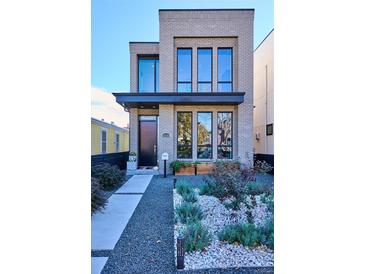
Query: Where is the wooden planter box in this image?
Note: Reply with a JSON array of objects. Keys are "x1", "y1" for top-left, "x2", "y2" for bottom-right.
[
  {"x1": 196, "y1": 162, "x2": 214, "y2": 175},
  {"x1": 175, "y1": 166, "x2": 195, "y2": 176}
]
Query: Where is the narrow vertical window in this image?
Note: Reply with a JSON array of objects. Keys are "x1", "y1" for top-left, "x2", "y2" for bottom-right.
[
  {"x1": 197, "y1": 48, "x2": 212, "y2": 92},
  {"x1": 217, "y1": 112, "x2": 233, "y2": 159},
  {"x1": 101, "y1": 129, "x2": 107, "y2": 154},
  {"x1": 217, "y1": 48, "x2": 233, "y2": 92},
  {"x1": 138, "y1": 56, "x2": 159, "y2": 92},
  {"x1": 115, "y1": 133, "x2": 120, "y2": 152},
  {"x1": 197, "y1": 112, "x2": 212, "y2": 159},
  {"x1": 177, "y1": 112, "x2": 192, "y2": 158},
  {"x1": 177, "y1": 48, "x2": 192, "y2": 92}
]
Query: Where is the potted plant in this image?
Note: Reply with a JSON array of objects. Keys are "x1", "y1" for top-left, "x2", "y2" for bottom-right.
[
  {"x1": 170, "y1": 160, "x2": 195, "y2": 175},
  {"x1": 196, "y1": 161, "x2": 214, "y2": 175},
  {"x1": 129, "y1": 151, "x2": 137, "y2": 162},
  {"x1": 127, "y1": 153, "x2": 137, "y2": 170}
]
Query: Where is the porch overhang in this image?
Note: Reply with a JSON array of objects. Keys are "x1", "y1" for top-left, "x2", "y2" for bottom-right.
[{"x1": 112, "y1": 92, "x2": 245, "y2": 111}]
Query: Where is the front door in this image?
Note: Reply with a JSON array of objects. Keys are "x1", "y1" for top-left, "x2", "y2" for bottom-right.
[{"x1": 139, "y1": 116, "x2": 157, "y2": 167}]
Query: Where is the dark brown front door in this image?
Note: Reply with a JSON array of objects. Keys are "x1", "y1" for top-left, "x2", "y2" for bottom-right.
[{"x1": 139, "y1": 116, "x2": 157, "y2": 167}]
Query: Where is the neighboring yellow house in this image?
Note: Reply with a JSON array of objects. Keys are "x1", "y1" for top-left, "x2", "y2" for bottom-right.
[{"x1": 91, "y1": 118, "x2": 129, "y2": 155}]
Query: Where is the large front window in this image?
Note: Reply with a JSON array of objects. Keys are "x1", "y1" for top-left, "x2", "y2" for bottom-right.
[
  {"x1": 217, "y1": 48, "x2": 232, "y2": 92},
  {"x1": 177, "y1": 112, "x2": 192, "y2": 158},
  {"x1": 197, "y1": 112, "x2": 212, "y2": 159},
  {"x1": 217, "y1": 112, "x2": 233, "y2": 159},
  {"x1": 138, "y1": 57, "x2": 159, "y2": 92},
  {"x1": 197, "y1": 48, "x2": 212, "y2": 92},
  {"x1": 177, "y1": 48, "x2": 192, "y2": 92}
]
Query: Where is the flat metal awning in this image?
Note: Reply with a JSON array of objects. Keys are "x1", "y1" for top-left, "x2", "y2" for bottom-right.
[{"x1": 113, "y1": 92, "x2": 245, "y2": 110}]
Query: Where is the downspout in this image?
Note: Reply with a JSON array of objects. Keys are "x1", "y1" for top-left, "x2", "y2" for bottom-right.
[{"x1": 265, "y1": 65, "x2": 268, "y2": 154}]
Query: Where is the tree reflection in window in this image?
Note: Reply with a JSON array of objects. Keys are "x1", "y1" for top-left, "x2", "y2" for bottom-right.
[
  {"x1": 197, "y1": 112, "x2": 212, "y2": 159},
  {"x1": 177, "y1": 112, "x2": 192, "y2": 158},
  {"x1": 217, "y1": 112, "x2": 233, "y2": 159}
]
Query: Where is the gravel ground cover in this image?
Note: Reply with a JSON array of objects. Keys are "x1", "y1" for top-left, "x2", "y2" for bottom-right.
[
  {"x1": 174, "y1": 176, "x2": 274, "y2": 271},
  {"x1": 101, "y1": 176, "x2": 175, "y2": 274}
]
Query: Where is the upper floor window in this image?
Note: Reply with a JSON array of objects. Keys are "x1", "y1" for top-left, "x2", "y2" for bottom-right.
[
  {"x1": 101, "y1": 129, "x2": 107, "y2": 154},
  {"x1": 177, "y1": 48, "x2": 192, "y2": 92},
  {"x1": 115, "y1": 133, "x2": 120, "y2": 152},
  {"x1": 217, "y1": 48, "x2": 232, "y2": 92},
  {"x1": 197, "y1": 48, "x2": 212, "y2": 92},
  {"x1": 138, "y1": 56, "x2": 159, "y2": 92}
]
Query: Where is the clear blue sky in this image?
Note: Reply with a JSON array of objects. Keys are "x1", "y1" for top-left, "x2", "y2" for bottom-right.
[{"x1": 92, "y1": 0, "x2": 273, "y2": 92}]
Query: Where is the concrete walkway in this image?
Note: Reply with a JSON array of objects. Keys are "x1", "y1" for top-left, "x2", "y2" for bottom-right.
[{"x1": 91, "y1": 175, "x2": 154, "y2": 273}]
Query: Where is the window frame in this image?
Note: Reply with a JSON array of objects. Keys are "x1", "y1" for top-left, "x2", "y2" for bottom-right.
[
  {"x1": 197, "y1": 47, "x2": 213, "y2": 92},
  {"x1": 100, "y1": 128, "x2": 107, "y2": 154},
  {"x1": 217, "y1": 111, "x2": 233, "y2": 159},
  {"x1": 138, "y1": 55, "x2": 159, "y2": 93},
  {"x1": 197, "y1": 111, "x2": 213, "y2": 159},
  {"x1": 176, "y1": 48, "x2": 193, "y2": 92},
  {"x1": 176, "y1": 111, "x2": 193, "y2": 159},
  {"x1": 115, "y1": 132, "x2": 120, "y2": 152},
  {"x1": 266, "y1": 123, "x2": 273, "y2": 136},
  {"x1": 217, "y1": 47, "x2": 233, "y2": 92}
]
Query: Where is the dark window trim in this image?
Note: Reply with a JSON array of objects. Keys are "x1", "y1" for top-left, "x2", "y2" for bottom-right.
[
  {"x1": 177, "y1": 48, "x2": 193, "y2": 92},
  {"x1": 217, "y1": 47, "x2": 233, "y2": 92},
  {"x1": 197, "y1": 111, "x2": 213, "y2": 159},
  {"x1": 266, "y1": 123, "x2": 273, "y2": 136},
  {"x1": 217, "y1": 111, "x2": 233, "y2": 159},
  {"x1": 138, "y1": 55, "x2": 159, "y2": 93},
  {"x1": 177, "y1": 111, "x2": 193, "y2": 159},
  {"x1": 197, "y1": 47, "x2": 213, "y2": 92}
]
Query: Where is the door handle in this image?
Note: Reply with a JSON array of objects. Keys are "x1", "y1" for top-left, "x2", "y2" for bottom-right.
[{"x1": 153, "y1": 145, "x2": 157, "y2": 155}]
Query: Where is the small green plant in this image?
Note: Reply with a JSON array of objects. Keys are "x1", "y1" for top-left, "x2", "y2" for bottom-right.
[
  {"x1": 91, "y1": 177, "x2": 107, "y2": 214},
  {"x1": 170, "y1": 160, "x2": 192, "y2": 172},
  {"x1": 218, "y1": 223, "x2": 261, "y2": 247},
  {"x1": 224, "y1": 198, "x2": 242, "y2": 211},
  {"x1": 175, "y1": 202, "x2": 203, "y2": 224},
  {"x1": 183, "y1": 222, "x2": 212, "y2": 252},
  {"x1": 129, "y1": 151, "x2": 137, "y2": 156},
  {"x1": 254, "y1": 160, "x2": 273, "y2": 173},
  {"x1": 245, "y1": 181, "x2": 271, "y2": 196},
  {"x1": 91, "y1": 163, "x2": 124, "y2": 190},
  {"x1": 182, "y1": 192, "x2": 198, "y2": 203},
  {"x1": 176, "y1": 181, "x2": 193, "y2": 196},
  {"x1": 218, "y1": 221, "x2": 274, "y2": 249},
  {"x1": 260, "y1": 193, "x2": 274, "y2": 213}
]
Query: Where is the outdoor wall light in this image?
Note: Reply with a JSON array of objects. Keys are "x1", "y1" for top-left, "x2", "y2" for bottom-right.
[
  {"x1": 173, "y1": 178, "x2": 176, "y2": 189},
  {"x1": 177, "y1": 236, "x2": 185, "y2": 269}
]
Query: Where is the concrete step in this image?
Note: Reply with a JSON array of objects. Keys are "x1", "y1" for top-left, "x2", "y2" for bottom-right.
[{"x1": 126, "y1": 168, "x2": 159, "y2": 175}]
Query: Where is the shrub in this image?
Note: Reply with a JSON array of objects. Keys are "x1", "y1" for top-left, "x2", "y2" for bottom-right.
[
  {"x1": 175, "y1": 202, "x2": 203, "y2": 224},
  {"x1": 260, "y1": 193, "x2": 274, "y2": 213},
  {"x1": 176, "y1": 181, "x2": 193, "y2": 196},
  {"x1": 91, "y1": 163, "x2": 124, "y2": 190},
  {"x1": 170, "y1": 160, "x2": 192, "y2": 172},
  {"x1": 183, "y1": 222, "x2": 211, "y2": 252},
  {"x1": 218, "y1": 221, "x2": 274, "y2": 249},
  {"x1": 210, "y1": 161, "x2": 247, "y2": 200},
  {"x1": 218, "y1": 223, "x2": 260, "y2": 247},
  {"x1": 224, "y1": 198, "x2": 242, "y2": 211},
  {"x1": 254, "y1": 160, "x2": 273, "y2": 174},
  {"x1": 245, "y1": 181, "x2": 272, "y2": 196},
  {"x1": 182, "y1": 192, "x2": 198, "y2": 203},
  {"x1": 91, "y1": 177, "x2": 107, "y2": 214}
]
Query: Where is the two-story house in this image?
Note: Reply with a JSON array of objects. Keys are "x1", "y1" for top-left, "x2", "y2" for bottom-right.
[{"x1": 114, "y1": 9, "x2": 254, "y2": 174}]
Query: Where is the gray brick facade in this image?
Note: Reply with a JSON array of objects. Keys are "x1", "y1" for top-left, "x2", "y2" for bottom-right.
[{"x1": 124, "y1": 9, "x2": 254, "y2": 173}]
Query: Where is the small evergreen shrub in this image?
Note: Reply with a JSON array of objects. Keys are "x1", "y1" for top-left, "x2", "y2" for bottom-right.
[
  {"x1": 175, "y1": 202, "x2": 203, "y2": 224},
  {"x1": 91, "y1": 163, "x2": 124, "y2": 190},
  {"x1": 183, "y1": 222, "x2": 212, "y2": 252},
  {"x1": 218, "y1": 223, "x2": 260, "y2": 247},
  {"x1": 218, "y1": 221, "x2": 274, "y2": 249},
  {"x1": 245, "y1": 181, "x2": 271, "y2": 196},
  {"x1": 223, "y1": 198, "x2": 242, "y2": 211},
  {"x1": 176, "y1": 181, "x2": 193, "y2": 196},
  {"x1": 254, "y1": 160, "x2": 273, "y2": 174},
  {"x1": 91, "y1": 177, "x2": 107, "y2": 214},
  {"x1": 260, "y1": 193, "x2": 274, "y2": 213},
  {"x1": 182, "y1": 192, "x2": 198, "y2": 203}
]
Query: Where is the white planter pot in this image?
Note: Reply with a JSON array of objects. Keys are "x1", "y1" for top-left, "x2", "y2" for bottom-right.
[
  {"x1": 129, "y1": 156, "x2": 137, "y2": 162},
  {"x1": 127, "y1": 161, "x2": 137, "y2": 170}
]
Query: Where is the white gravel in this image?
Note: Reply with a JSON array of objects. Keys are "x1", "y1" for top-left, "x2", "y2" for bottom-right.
[{"x1": 173, "y1": 188, "x2": 274, "y2": 270}]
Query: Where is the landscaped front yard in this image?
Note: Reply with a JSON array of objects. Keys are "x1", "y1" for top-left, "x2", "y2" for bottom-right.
[{"x1": 173, "y1": 161, "x2": 274, "y2": 270}]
